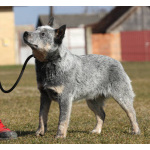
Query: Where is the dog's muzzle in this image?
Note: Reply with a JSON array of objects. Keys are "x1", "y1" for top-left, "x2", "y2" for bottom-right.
[{"x1": 23, "y1": 31, "x2": 38, "y2": 49}]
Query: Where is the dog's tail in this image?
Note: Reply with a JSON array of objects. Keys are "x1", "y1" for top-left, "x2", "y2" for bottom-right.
[{"x1": 0, "y1": 54, "x2": 34, "y2": 93}]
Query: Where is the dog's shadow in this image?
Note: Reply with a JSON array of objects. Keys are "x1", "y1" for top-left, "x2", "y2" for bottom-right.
[
  {"x1": 16, "y1": 131, "x2": 35, "y2": 137},
  {"x1": 16, "y1": 130, "x2": 89, "y2": 137},
  {"x1": 68, "y1": 130, "x2": 89, "y2": 134}
]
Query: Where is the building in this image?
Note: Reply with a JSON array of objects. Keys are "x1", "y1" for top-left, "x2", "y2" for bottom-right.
[
  {"x1": 87, "y1": 6, "x2": 150, "y2": 61},
  {"x1": 37, "y1": 14, "x2": 106, "y2": 56},
  {"x1": 0, "y1": 6, "x2": 16, "y2": 65}
]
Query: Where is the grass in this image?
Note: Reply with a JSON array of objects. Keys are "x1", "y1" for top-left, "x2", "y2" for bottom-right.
[{"x1": 0, "y1": 62, "x2": 150, "y2": 144}]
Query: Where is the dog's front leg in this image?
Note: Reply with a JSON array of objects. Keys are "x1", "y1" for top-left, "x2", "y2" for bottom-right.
[
  {"x1": 36, "y1": 91, "x2": 52, "y2": 136},
  {"x1": 56, "y1": 96, "x2": 72, "y2": 139}
]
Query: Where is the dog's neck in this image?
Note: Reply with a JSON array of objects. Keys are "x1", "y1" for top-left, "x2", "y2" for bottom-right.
[
  {"x1": 46, "y1": 44, "x2": 74, "y2": 63},
  {"x1": 35, "y1": 43, "x2": 75, "y2": 74}
]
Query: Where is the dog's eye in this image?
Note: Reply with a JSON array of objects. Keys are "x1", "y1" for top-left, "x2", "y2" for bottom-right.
[{"x1": 41, "y1": 32, "x2": 45, "y2": 37}]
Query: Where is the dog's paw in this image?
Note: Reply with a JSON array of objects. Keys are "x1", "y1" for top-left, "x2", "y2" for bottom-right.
[
  {"x1": 131, "y1": 130, "x2": 141, "y2": 135},
  {"x1": 55, "y1": 134, "x2": 66, "y2": 139},
  {"x1": 90, "y1": 129, "x2": 101, "y2": 134},
  {"x1": 36, "y1": 128, "x2": 45, "y2": 136}
]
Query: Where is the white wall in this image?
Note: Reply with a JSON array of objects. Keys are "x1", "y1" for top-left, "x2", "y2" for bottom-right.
[
  {"x1": 63, "y1": 27, "x2": 86, "y2": 55},
  {"x1": 20, "y1": 47, "x2": 35, "y2": 64}
]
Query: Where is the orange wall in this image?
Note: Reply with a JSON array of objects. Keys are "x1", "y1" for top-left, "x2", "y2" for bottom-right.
[{"x1": 92, "y1": 33, "x2": 122, "y2": 61}]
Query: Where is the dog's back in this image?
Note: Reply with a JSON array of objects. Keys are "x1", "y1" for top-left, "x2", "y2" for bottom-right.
[{"x1": 70, "y1": 54, "x2": 135, "y2": 101}]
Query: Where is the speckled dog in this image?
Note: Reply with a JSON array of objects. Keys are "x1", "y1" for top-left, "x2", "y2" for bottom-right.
[{"x1": 23, "y1": 17, "x2": 140, "y2": 138}]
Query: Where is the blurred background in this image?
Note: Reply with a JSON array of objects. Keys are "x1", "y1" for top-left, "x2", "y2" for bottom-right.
[
  {"x1": 0, "y1": 6, "x2": 150, "y2": 65},
  {"x1": 0, "y1": 6, "x2": 150, "y2": 144}
]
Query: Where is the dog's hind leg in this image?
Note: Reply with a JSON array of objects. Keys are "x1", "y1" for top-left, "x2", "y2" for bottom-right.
[
  {"x1": 109, "y1": 65, "x2": 140, "y2": 134},
  {"x1": 36, "y1": 91, "x2": 52, "y2": 136},
  {"x1": 111, "y1": 81, "x2": 140, "y2": 135},
  {"x1": 86, "y1": 97, "x2": 106, "y2": 134},
  {"x1": 113, "y1": 96, "x2": 140, "y2": 135}
]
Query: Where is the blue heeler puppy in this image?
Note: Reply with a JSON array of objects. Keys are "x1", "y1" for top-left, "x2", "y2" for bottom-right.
[{"x1": 23, "y1": 17, "x2": 140, "y2": 138}]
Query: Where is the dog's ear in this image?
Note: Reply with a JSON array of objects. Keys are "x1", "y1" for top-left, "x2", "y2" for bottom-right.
[
  {"x1": 48, "y1": 17, "x2": 54, "y2": 27},
  {"x1": 54, "y1": 25, "x2": 66, "y2": 45}
]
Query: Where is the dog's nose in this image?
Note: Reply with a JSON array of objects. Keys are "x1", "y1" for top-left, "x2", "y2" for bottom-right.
[{"x1": 24, "y1": 31, "x2": 28, "y2": 38}]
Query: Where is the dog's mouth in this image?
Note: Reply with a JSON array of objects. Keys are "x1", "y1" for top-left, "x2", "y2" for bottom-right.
[{"x1": 23, "y1": 36, "x2": 38, "y2": 49}]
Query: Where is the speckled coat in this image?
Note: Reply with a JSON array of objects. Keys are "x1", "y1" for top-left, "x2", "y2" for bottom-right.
[{"x1": 23, "y1": 17, "x2": 140, "y2": 138}]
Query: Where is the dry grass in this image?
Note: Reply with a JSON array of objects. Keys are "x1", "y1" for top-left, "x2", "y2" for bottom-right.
[{"x1": 0, "y1": 62, "x2": 150, "y2": 144}]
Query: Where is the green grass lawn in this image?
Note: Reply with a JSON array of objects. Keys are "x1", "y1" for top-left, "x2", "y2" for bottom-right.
[{"x1": 0, "y1": 62, "x2": 150, "y2": 144}]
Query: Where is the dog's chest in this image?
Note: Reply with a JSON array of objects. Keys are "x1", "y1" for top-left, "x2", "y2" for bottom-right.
[
  {"x1": 36, "y1": 60, "x2": 65, "y2": 87},
  {"x1": 46, "y1": 62, "x2": 65, "y2": 85}
]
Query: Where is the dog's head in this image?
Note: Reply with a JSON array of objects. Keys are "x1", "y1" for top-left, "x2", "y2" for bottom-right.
[{"x1": 23, "y1": 17, "x2": 66, "y2": 62}]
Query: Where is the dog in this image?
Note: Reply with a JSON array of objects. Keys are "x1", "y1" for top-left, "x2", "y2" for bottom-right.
[{"x1": 23, "y1": 17, "x2": 140, "y2": 138}]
